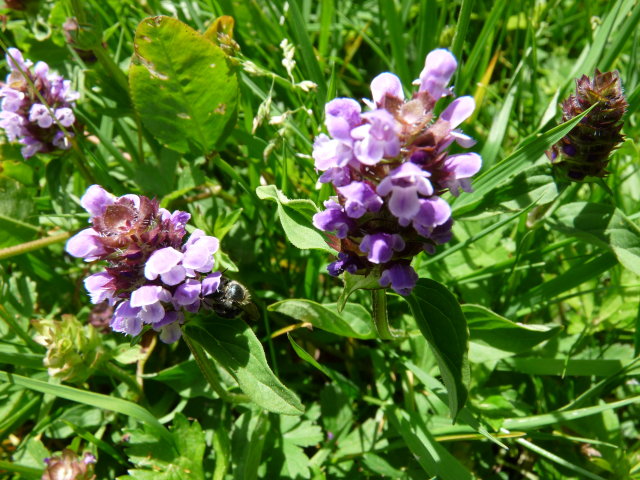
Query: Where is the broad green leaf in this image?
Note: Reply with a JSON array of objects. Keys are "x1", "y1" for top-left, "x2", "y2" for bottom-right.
[
  {"x1": 550, "y1": 202, "x2": 640, "y2": 275},
  {"x1": 464, "y1": 305, "x2": 562, "y2": 362},
  {"x1": 119, "y1": 413, "x2": 205, "y2": 480},
  {"x1": 231, "y1": 411, "x2": 268, "y2": 480},
  {"x1": 269, "y1": 299, "x2": 375, "y2": 339},
  {"x1": 405, "y1": 279, "x2": 469, "y2": 418},
  {"x1": 386, "y1": 406, "x2": 475, "y2": 480},
  {"x1": 129, "y1": 16, "x2": 237, "y2": 154},
  {"x1": 184, "y1": 319, "x2": 303, "y2": 415},
  {"x1": 0, "y1": 371, "x2": 173, "y2": 446},
  {"x1": 256, "y1": 185, "x2": 333, "y2": 252}
]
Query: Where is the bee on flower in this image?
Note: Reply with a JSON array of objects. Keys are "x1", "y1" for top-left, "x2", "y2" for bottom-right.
[{"x1": 312, "y1": 49, "x2": 482, "y2": 295}]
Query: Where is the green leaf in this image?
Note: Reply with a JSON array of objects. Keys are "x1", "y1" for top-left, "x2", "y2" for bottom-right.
[
  {"x1": 120, "y1": 413, "x2": 205, "y2": 480},
  {"x1": 550, "y1": 202, "x2": 640, "y2": 275},
  {"x1": 268, "y1": 299, "x2": 375, "y2": 339},
  {"x1": 337, "y1": 271, "x2": 380, "y2": 312},
  {"x1": 256, "y1": 185, "x2": 333, "y2": 252},
  {"x1": 0, "y1": 371, "x2": 173, "y2": 446},
  {"x1": 184, "y1": 318, "x2": 304, "y2": 415},
  {"x1": 464, "y1": 305, "x2": 562, "y2": 362},
  {"x1": 129, "y1": 16, "x2": 237, "y2": 154},
  {"x1": 404, "y1": 279, "x2": 469, "y2": 419},
  {"x1": 0, "y1": 177, "x2": 38, "y2": 248},
  {"x1": 386, "y1": 406, "x2": 475, "y2": 480}
]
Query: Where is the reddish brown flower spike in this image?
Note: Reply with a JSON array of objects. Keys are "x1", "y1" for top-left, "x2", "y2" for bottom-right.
[{"x1": 549, "y1": 69, "x2": 628, "y2": 181}]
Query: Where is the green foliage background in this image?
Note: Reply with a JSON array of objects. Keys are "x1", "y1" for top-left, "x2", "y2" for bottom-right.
[{"x1": 0, "y1": 0, "x2": 639, "y2": 478}]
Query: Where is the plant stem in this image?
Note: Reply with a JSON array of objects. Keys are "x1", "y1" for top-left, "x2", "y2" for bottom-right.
[
  {"x1": 0, "y1": 232, "x2": 70, "y2": 261},
  {"x1": 102, "y1": 361, "x2": 143, "y2": 399},
  {"x1": 372, "y1": 288, "x2": 393, "y2": 340},
  {"x1": 183, "y1": 333, "x2": 250, "y2": 404}
]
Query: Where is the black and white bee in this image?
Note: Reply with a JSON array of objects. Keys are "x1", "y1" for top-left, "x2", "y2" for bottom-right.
[{"x1": 203, "y1": 277, "x2": 258, "y2": 320}]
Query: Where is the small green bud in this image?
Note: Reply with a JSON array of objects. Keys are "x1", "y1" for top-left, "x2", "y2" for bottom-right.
[{"x1": 33, "y1": 315, "x2": 105, "y2": 383}]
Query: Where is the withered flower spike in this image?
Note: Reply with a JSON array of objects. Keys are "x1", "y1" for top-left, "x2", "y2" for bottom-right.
[{"x1": 549, "y1": 69, "x2": 628, "y2": 181}]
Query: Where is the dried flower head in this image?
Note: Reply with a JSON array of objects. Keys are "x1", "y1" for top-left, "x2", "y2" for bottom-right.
[
  {"x1": 312, "y1": 49, "x2": 481, "y2": 295},
  {"x1": 42, "y1": 450, "x2": 96, "y2": 480},
  {"x1": 0, "y1": 48, "x2": 79, "y2": 158},
  {"x1": 548, "y1": 69, "x2": 627, "y2": 181},
  {"x1": 65, "y1": 185, "x2": 224, "y2": 343}
]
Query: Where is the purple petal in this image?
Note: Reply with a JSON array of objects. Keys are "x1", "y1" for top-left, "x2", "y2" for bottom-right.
[
  {"x1": 379, "y1": 264, "x2": 419, "y2": 296},
  {"x1": 312, "y1": 200, "x2": 353, "y2": 238},
  {"x1": 84, "y1": 272, "x2": 115, "y2": 305},
  {"x1": 111, "y1": 301, "x2": 143, "y2": 336},
  {"x1": 174, "y1": 279, "x2": 202, "y2": 306},
  {"x1": 202, "y1": 272, "x2": 222, "y2": 296},
  {"x1": 29, "y1": 104, "x2": 53, "y2": 128},
  {"x1": 313, "y1": 134, "x2": 353, "y2": 170},
  {"x1": 139, "y1": 302, "x2": 166, "y2": 324},
  {"x1": 388, "y1": 187, "x2": 421, "y2": 224},
  {"x1": 80, "y1": 185, "x2": 115, "y2": 218},
  {"x1": 440, "y1": 96, "x2": 475, "y2": 129},
  {"x1": 65, "y1": 228, "x2": 106, "y2": 261},
  {"x1": 450, "y1": 130, "x2": 476, "y2": 148},
  {"x1": 182, "y1": 236, "x2": 218, "y2": 272},
  {"x1": 444, "y1": 152, "x2": 482, "y2": 179},
  {"x1": 153, "y1": 310, "x2": 181, "y2": 329},
  {"x1": 338, "y1": 182, "x2": 383, "y2": 219},
  {"x1": 130, "y1": 285, "x2": 171, "y2": 307},
  {"x1": 325, "y1": 98, "x2": 362, "y2": 139},
  {"x1": 418, "y1": 49, "x2": 457, "y2": 99},
  {"x1": 144, "y1": 247, "x2": 184, "y2": 280},
  {"x1": 158, "y1": 322, "x2": 182, "y2": 343},
  {"x1": 370, "y1": 72, "x2": 404, "y2": 105},
  {"x1": 413, "y1": 197, "x2": 452, "y2": 237},
  {"x1": 54, "y1": 107, "x2": 75, "y2": 127},
  {"x1": 359, "y1": 233, "x2": 405, "y2": 264}
]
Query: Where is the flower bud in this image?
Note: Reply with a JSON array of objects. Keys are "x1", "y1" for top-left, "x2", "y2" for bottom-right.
[{"x1": 42, "y1": 450, "x2": 96, "y2": 480}]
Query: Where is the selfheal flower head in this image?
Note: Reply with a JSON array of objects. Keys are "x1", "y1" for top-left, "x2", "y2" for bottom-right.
[
  {"x1": 65, "y1": 185, "x2": 236, "y2": 343},
  {"x1": 311, "y1": 48, "x2": 481, "y2": 295},
  {"x1": 0, "y1": 48, "x2": 79, "y2": 158},
  {"x1": 548, "y1": 69, "x2": 627, "y2": 181}
]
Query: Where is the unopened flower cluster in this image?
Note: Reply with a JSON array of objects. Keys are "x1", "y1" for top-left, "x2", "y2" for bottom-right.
[
  {"x1": 66, "y1": 185, "x2": 222, "y2": 343},
  {"x1": 0, "y1": 48, "x2": 78, "y2": 158},
  {"x1": 548, "y1": 69, "x2": 627, "y2": 181},
  {"x1": 312, "y1": 49, "x2": 481, "y2": 295}
]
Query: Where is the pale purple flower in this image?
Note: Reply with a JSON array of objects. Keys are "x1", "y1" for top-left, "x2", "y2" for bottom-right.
[
  {"x1": 144, "y1": 247, "x2": 186, "y2": 285},
  {"x1": 84, "y1": 272, "x2": 115, "y2": 305},
  {"x1": 439, "y1": 96, "x2": 475, "y2": 129},
  {"x1": 65, "y1": 228, "x2": 107, "y2": 261},
  {"x1": 202, "y1": 272, "x2": 222, "y2": 295},
  {"x1": 55, "y1": 107, "x2": 75, "y2": 127},
  {"x1": 319, "y1": 166, "x2": 351, "y2": 187},
  {"x1": 0, "y1": 111, "x2": 24, "y2": 141},
  {"x1": 442, "y1": 152, "x2": 482, "y2": 196},
  {"x1": 379, "y1": 264, "x2": 419, "y2": 296},
  {"x1": 337, "y1": 181, "x2": 383, "y2": 218},
  {"x1": 20, "y1": 136, "x2": 43, "y2": 158},
  {"x1": 0, "y1": 87, "x2": 24, "y2": 112},
  {"x1": 182, "y1": 232, "x2": 219, "y2": 273},
  {"x1": 359, "y1": 233, "x2": 405, "y2": 264},
  {"x1": 173, "y1": 279, "x2": 202, "y2": 307},
  {"x1": 418, "y1": 49, "x2": 457, "y2": 100},
  {"x1": 313, "y1": 200, "x2": 354, "y2": 238},
  {"x1": 352, "y1": 109, "x2": 400, "y2": 165},
  {"x1": 377, "y1": 162, "x2": 433, "y2": 225},
  {"x1": 313, "y1": 134, "x2": 353, "y2": 171},
  {"x1": 412, "y1": 197, "x2": 452, "y2": 237},
  {"x1": 158, "y1": 321, "x2": 182, "y2": 343},
  {"x1": 80, "y1": 185, "x2": 116, "y2": 218},
  {"x1": 29, "y1": 104, "x2": 54, "y2": 128},
  {"x1": 111, "y1": 301, "x2": 143, "y2": 337},
  {"x1": 371, "y1": 72, "x2": 404, "y2": 105},
  {"x1": 325, "y1": 98, "x2": 362, "y2": 140}
]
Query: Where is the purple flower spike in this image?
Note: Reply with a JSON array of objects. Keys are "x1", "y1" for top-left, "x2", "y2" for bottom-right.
[
  {"x1": 313, "y1": 200, "x2": 354, "y2": 238},
  {"x1": 325, "y1": 98, "x2": 362, "y2": 140},
  {"x1": 359, "y1": 233, "x2": 405, "y2": 264},
  {"x1": 371, "y1": 72, "x2": 404, "y2": 105},
  {"x1": 440, "y1": 96, "x2": 475, "y2": 128},
  {"x1": 80, "y1": 185, "x2": 115, "y2": 218},
  {"x1": 337, "y1": 181, "x2": 383, "y2": 218},
  {"x1": 443, "y1": 152, "x2": 482, "y2": 196},
  {"x1": 379, "y1": 264, "x2": 419, "y2": 296},
  {"x1": 418, "y1": 49, "x2": 457, "y2": 100},
  {"x1": 377, "y1": 162, "x2": 433, "y2": 225},
  {"x1": 352, "y1": 109, "x2": 400, "y2": 165}
]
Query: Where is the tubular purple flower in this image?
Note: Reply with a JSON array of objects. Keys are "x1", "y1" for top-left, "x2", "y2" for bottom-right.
[
  {"x1": 84, "y1": 272, "x2": 115, "y2": 305},
  {"x1": 379, "y1": 264, "x2": 419, "y2": 296},
  {"x1": 80, "y1": 185, "x2": 115, "y2": 218},
  {"x1": 371, "y1": 72, "x2": 404, "y2": 105},
  {"x1": 325, "y1": 98, "x2": 362, "y2": 140},
  {"x1": 359, "y1": 233, "x2": 405, "y2": 264},
  {"x1": 418, "y1": 49, "x2": 457, "y2": 100},
  {"x1": 442, "y1": 152, "x2": 482, "y2": 196},
  {"x1": 312, "y1": 200, "x2": 354, "y2": 238},
  {"x1": 352, "y1": 109, "x2": 400, "y2": 165},
  {"x1": 337, "y1": 181, "x2": 383, "y2": 218}
]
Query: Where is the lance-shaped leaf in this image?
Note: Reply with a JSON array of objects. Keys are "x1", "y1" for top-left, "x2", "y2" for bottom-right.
[
  {"x1": 405, "y1": 279, "x2": 469, "y2": 419},
  {"x1": 184, "y1": 318, "x2": 303, "y2": 415},
  {"x1": 129, "y1": 16, "x2": 238, "y2": 154}
]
